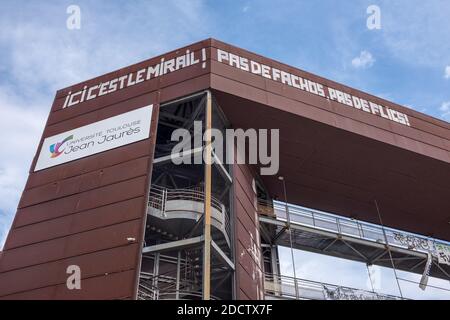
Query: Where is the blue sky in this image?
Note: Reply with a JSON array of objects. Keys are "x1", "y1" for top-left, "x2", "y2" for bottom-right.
[{"x1": 0, "y1": 0, "x2": 449, "y2": 299}]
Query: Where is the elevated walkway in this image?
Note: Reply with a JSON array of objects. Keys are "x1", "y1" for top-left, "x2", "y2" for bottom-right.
[
  {"x1": 264, "y1": 273, "x2": 405, "y2": 300},
  {"x1": 259, "y1": 201, "x2": 450, "y2": 281}
]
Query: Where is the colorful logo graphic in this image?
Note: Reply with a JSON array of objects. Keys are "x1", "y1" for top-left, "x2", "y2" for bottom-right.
[{"x1": 49, "y1": 135, "x2": 73, "y2": 158}]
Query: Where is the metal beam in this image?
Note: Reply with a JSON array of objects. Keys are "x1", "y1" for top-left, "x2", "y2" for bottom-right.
[
  {"x1": 142, "y1": 236, "x2": 204, "y2": 254},
  {"x1": 259, "y1": 223, "x2": 274, "y2": 245},
  {"x1": 176, "y1": 251, "x2": 181, "y2": 300},
  {"x1": 433, "y1": 261, "x2": 450, "y2": 280},
  {"x1": 184, "y1": 215, "x2": 204, "y2": 238},
  {"x1": 273, "y1": 226, "x2": 288, "y2": 242},
  {"x1": 341, "y1": 239, "x2": 368, "y2": 261},
  {"x1": 212, "y1": 150, "x2": 233, "y2": 183},
  {"x1": 153, "y1": 147, "x2": 203, "y2": 164},
  {"x1": 211, "y1": 240, "x2": 235, "y2": 270},
  {"x1": 410, "y1": 259, "x2": 426, "y2": 272},
  {"x1": 369, "y1": 250, "x2": 387, "y2": 264},
  {"x1": 322, "y1": 238, "x2": 338, "y2": 252}
]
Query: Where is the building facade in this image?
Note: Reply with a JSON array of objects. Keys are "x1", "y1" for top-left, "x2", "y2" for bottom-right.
[{"x1": 0, "y1": 39, "x2": 449, "y2": 300}]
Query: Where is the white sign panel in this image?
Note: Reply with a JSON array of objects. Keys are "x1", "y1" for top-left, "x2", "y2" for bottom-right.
[{"x1": 35, "y1": 105, "x2": 153, "y2": 171}]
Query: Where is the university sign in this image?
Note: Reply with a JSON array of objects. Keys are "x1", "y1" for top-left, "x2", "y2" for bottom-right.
[{"x1": 34, "y1": 105, "x2": 153, "y2": 171}]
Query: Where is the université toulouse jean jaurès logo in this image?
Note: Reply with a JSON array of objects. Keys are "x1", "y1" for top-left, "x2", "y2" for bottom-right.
[{"x1": 49, "y1": 135, "x2": 73, "y2": 158}]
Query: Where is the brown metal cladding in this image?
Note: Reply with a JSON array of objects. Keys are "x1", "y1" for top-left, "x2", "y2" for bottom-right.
[
  {"x1": 233, "y1": 160, "x2": 264, "y2": 300},
  {"x1": 0, "y1": 244, "x2": 139, "y2": 297},
  {"x1": 1, "y1": 269, "x2": 136, "y2": 300}
]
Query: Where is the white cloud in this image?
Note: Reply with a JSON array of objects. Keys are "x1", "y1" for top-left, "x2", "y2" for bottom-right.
[
  {"x1": 351, "y1": 50, "x2": 375, "y2": 69},
  {"x1": 242, "y1": 5, "x2": 250, "y2": 13},
  {"x1": 439, "y1": 101, "x2": 450, "y2": 121},
  {"x1": 0, "y1": 88, "x2": 47, "y2": 249},
  {"x1": 444, "y1": 66, "x2": 450, "y2": 79}
]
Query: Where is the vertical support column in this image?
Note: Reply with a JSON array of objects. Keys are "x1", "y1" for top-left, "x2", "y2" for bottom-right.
[
  {"x1": 203, "y1": 90, "x2": 212, "y2": 300},
  {"x1": 153, "y1": 253, "x2": 160, "y2": 300},
  {"x1": 176, "y1": 251, "x2": 181, "y2": 300}
]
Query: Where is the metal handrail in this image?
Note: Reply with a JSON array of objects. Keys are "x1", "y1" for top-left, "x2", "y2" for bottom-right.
[
  {"x1": 259, "y1": 200, "x2": 449, "y2": 254},
  {"x1": 148, "y1": 185, "x2": 231, "y2": 239},
  {"x1": 139, "y1": 272, "x2": 220, "y2": 300},
  {"x1": 264, "y1": 273, "x2": 405, "y2": 300},
  {"x1": 150, "y1": 185, "x2": 223, "y2": 213}
]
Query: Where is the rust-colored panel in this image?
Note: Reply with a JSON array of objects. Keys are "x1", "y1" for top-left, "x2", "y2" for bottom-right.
[
  {"x1": 0, "y1": 244, "x2": 139, "y2": 297},
  {"x1": 14, "y1": 176, "x2": 148, "y2": 227},
  {"x1": 5, "y1": 198, "x2": 144, "y2": 250},
  {"x1": 0, "y1": 219, "x2": 142, "y2": 273},
  {"x1": 236, "y1": 219, "x2": 260, "y2": 267},
  {"x1": 233, "y1": 160, "x2": 264, "y2": 300},
  {"x1": 20, "y1": 157, "x2": 149, "y2": 208},
  {"x1": 1, "y1": 270, "x2": 136, "y2": 300},
  {"x1": 234, "y1": 182, "x2": 257, "y2": 224},
  {"x1": 238, "y1": 288, "x2": 251, "y2": 300},
  {"x1": 159, "y1": 74, "x2": 210, "y2": 103}
]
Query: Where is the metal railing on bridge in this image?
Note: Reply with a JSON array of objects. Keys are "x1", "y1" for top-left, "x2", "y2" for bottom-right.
[
  {"x1": 258, "y1": 200, "x2": 448, "y2": 256},
  {"x1": 264, "y1": 273, "x2": 405, "y2": 300}
]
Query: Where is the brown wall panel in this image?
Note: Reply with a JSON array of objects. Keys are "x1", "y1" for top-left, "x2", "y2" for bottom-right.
[
  {"x1": 233, "y1": 161, "x2": 264, "y2": 300},
  {"x1": 0, "y1": 244, "x2": 139, "y2": 297},
  {"x1": 6, "y1": 198, "x2": 143, "y2": 250},
  {"x1": 1, "y1": 270, "x2": 136, "y2": 300},
  {"x1": 0, "y1": 219, "x2": 142, "y2": 273},
  {"x1": 20, "y1": 157, "x2": 149, "y2": 208},
  {"x1": 14, "y1": 176, "x2": 148, "y2": 228}
]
